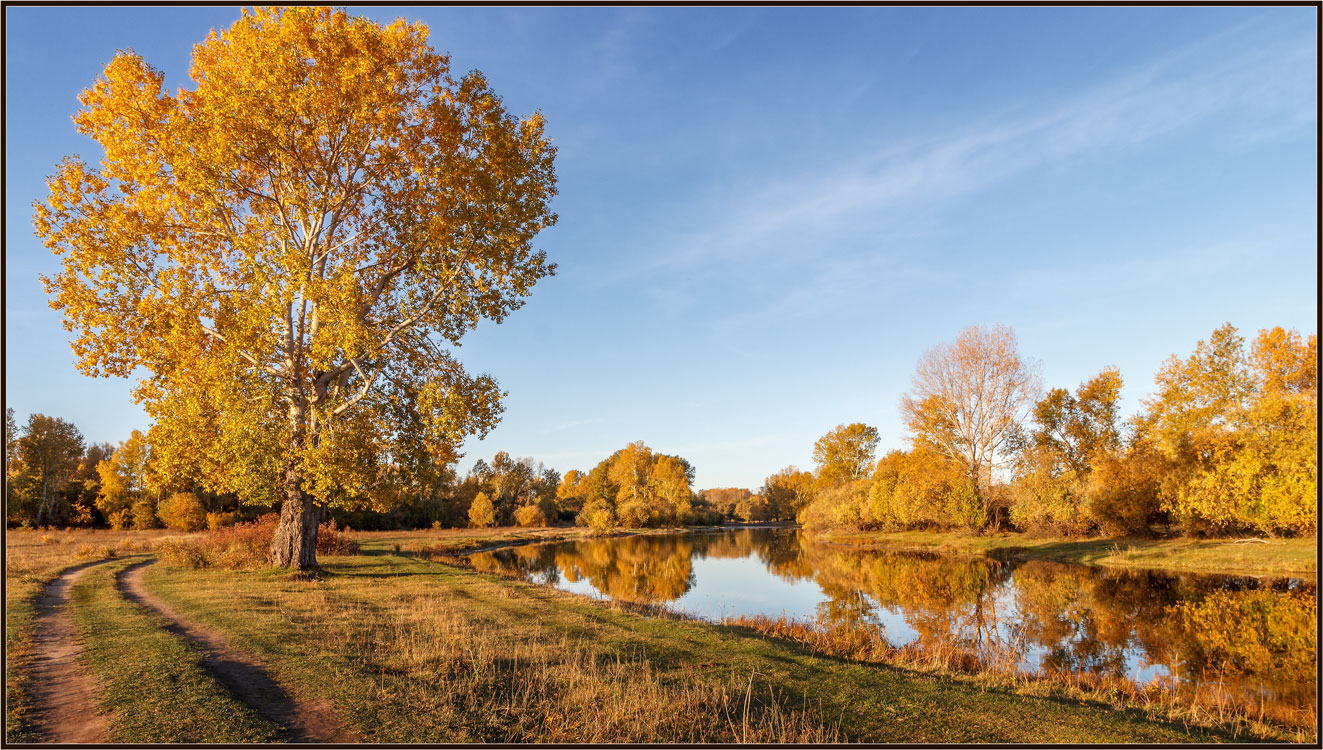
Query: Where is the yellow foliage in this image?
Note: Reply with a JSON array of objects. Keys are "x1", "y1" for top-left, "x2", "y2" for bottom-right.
[
  {"x1": 1146, "y1": 324, "x2": 1316, "y2": 534},
  {"x1": 157, "y1": 492, "x2": 207, "y2": 531},
  {"x1": 106, "y1": 509, "x2": 131, "y2": 531},
  {"x1": 568, "y1": 442, "x2": 696, "y2": 529},
  {"x1": 130, "y1": 497, "x2": 158, "y2": 530},
  {"x1": 468, "y1": 492, "x2": 496, "y2": 528},
  {"x1": 205, "y1": 511, "x2": 240, "y2": 530},
  {"x1": 514, "y1": 504, "x2": 547, "y2": 528}
]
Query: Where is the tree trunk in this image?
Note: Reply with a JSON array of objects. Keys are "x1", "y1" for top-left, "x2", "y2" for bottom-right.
[
  {"x1": 269, "y1": 463, "x2": 320, "y2": 569},
  {"x1": 36, "y1": 474, "x2": 49, "y2": 528}
]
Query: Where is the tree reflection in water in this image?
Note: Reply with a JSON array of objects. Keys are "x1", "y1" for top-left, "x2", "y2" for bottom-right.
[{"x1": 470, "y1": 530, "x2": 1315, "y2": 720}]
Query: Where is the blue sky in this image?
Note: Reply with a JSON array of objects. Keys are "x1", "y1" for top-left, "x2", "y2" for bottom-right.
[{"x1": 4, "y1": 6, "x2": 1317, "y2": 490}]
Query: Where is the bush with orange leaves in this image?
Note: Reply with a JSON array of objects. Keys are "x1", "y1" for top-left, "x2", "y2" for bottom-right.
[{"x1": 158, "y1": 513, "x2": 358, "y2": 569}]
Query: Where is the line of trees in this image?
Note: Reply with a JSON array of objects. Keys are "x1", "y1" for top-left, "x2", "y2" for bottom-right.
[
  {"x1": 9, "y1": 322, "x2": 1311, "y2": 539},
  {"x1": 788, "y1": 323, "x2": 1316, "y2": 538},
  {"x1": 4, "y1": 416, "x2": 724, "y2": 533},
  {"x1": 4, "y1": 411, "x2": 243, "y2": 531},
  {"x1": 555, "y1": 441, "x2": 723, "y2": 529}
]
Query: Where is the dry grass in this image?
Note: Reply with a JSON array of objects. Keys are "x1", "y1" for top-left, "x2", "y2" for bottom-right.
[
  {"x1": 155, "y1": 514, "x2": 358, "y2": 570},
  {"x1": 139, "y1": 558, "x2": 840, "y2": 742},
  {"x1": 136, "y1": 555, "x2": 1237, "y2": 743},
  {"x1": 722, "y1": 612, "x2": 1315, "y2": 742},
  {"x1": 311, "y1": 594, "x2": 838, "y2": 742}
]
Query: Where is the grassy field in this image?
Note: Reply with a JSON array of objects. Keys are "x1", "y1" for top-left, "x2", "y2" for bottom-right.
[
  {"x1": 131, "y1": 546, "x2": 1265, "y2": 743},
  {"x1": 5, "y1": 526, "x2": 1312, "y2": 742},
  {"x1": 68, "y1": 559, "x2": 283, "y2": 742},
  {"x1": 813, "y1": 529, "x2": 1317, "y2": 577}
]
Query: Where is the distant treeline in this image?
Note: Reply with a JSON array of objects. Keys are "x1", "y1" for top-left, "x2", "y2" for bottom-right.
[
  {"x1": 2, "y1": 414, "x2": 721, "y2": 531},
  {"x1": 783, "y1": 323, "x2": 1316, "y2": 538},
  {"x1": 5, "y1": 322, "x2": 1314, "y2": 536}
]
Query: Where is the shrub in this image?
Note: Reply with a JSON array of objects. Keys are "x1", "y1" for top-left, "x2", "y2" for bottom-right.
[
  {"x1": 514, "y1": 504, "x2": 547, "y2": 527},
  {"x1": 106, "y1": 509, "x2": 131, "y2": 531},
  {"x1": 130, "y1": 497, "x2": 158, "y2": 530},
  {"x1": 798, "y1": 480, "x2": 870, "y2": 533},
  {"x1": 1008, "y1": 447, "x2": 1090, "y2": 536},
  {"x1": 205, "y1": 511, "x2": 240, "y2": 530},
  {"x1": 584, "y1": 507, "x2": 615, "y2": 532},
  {"x1": 1086, "y1": 445, "x2": 1168, "y2": 536},
  {"x1": 946, "y1": 478, "x2": 986, "y2": 531},
  {"x1": 75, "y1": 544, "x2": 116, "y2": 561},
  {"x1": 155, "y1": 537, "x2": 209, "y2": 568},
  {"x1": 468, "y1": 492, "x2": 496, "y2": 528},
  {"x1": 158, "y1": 492, "x2": 207, "y2": 532}
]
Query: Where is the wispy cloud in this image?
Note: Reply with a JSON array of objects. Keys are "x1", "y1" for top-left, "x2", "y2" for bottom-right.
[{"x1": 610, "y1": 19, "x2": 1315, "y2": 284}]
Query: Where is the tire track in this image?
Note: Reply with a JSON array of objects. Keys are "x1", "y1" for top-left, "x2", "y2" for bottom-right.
[
  {"x1": 27, "y1": 558, "x2": 118, "y2": 744},
  {"x1": 114, "y1": 560, "x2": 358, "y2": 744}
]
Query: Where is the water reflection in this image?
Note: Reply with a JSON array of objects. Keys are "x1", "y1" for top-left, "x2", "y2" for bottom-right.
[{"x1": 470, "y1": 529, "x2": 1316, "y2": 718}]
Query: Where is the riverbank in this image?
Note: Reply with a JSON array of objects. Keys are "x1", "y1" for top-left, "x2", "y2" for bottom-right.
[
  {"x1": 121, "y1": 553, "x2": 1247, "y2": 742},
  {"x1": 4, "y1": 531, "x2": 1306, "y2": 742},
  {"x1": 811, "y1": 529, "x2": 1317, "y2": 577},
  {"x1": 346, "y1": 523, "x2": 785, "y2": 558}
]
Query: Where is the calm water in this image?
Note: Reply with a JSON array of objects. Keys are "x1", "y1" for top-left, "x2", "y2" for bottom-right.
[{"x1": 470, "y1": 528, "x2": 1316, "y2": 715}]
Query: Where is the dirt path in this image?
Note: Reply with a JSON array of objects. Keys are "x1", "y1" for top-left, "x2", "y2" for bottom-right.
[
  {"x1": 28, "y1": 558, "x2": 117, "y2": 743},
  {"x1": 116, "y1": 560, "x2": 358, "y2": 744}
]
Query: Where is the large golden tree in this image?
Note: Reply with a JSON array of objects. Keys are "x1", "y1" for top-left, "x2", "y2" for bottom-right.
[{"x1": 35, "y1": 8, "x2": 558, "y2": 567}]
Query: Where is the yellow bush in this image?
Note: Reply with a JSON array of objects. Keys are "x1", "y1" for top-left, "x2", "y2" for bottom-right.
[
  {"x1": 155, "y1": 537, "x2": 208, "y2": 569},
  {"x1": 107, "y1": 508, "x2": 131, "y2": 530},
  {"x1": 205, "y1": 511, "x2": 240, "y2": 530},
  {"x1": 514, "y1": 504, "x2": 547, "y2": 527},
  {"x1": 130, "y1": 497, "x2": 158, "y2": 530},
  {"x1": 158, "y1": 492, "x2": 207, "y2": 532},
  {"x1": 585, "y1": 508, "x2": 615, "y2": 532}
]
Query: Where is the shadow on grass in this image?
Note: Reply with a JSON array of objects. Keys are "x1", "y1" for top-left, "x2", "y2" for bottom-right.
[{"x1": 114, "y1": 561, "x2": 312, "y2": 742}]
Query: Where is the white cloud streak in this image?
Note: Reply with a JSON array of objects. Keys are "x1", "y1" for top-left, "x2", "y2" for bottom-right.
[{"x1": 612, "y1": 20, "x2": 1315, "y2": 281}]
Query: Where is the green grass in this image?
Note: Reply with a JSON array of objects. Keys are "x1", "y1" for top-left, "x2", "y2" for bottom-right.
[
  {"x1": 4, "y1": 579, "x2": 41, "y2": 742},
  {"x1": 133, "y1": 553, "x2": 1246, "y2": 743},
  {"x1": 4, "y1": 529, "x2": 162, "y2": 742},
  {"x1": 815, "y1": 530, "x2": 1317, "y2": 577},
  {"x1": 67, "y1": 559, "x2": 282, "y2": 742}
]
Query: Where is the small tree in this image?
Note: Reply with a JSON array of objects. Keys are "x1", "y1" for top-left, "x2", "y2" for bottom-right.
[
  {"x1": 96, "y1": 430, "x2": 151, "y2": 523},
  {"x1": 812, "y1": 423, "x2": 880, "y2": 489},
  {"x1": 468, "y1": 492, "x2": 496, "y2": 528},
  {"x1": 11, "y1": 414, "x2": 85, "y2": 527},
  {"x1": 131, "y1": 497, "x2": 159, "y2": 530},
  {"x1": 513, "y1": 504, "x2": 547, "y2": 527}
]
